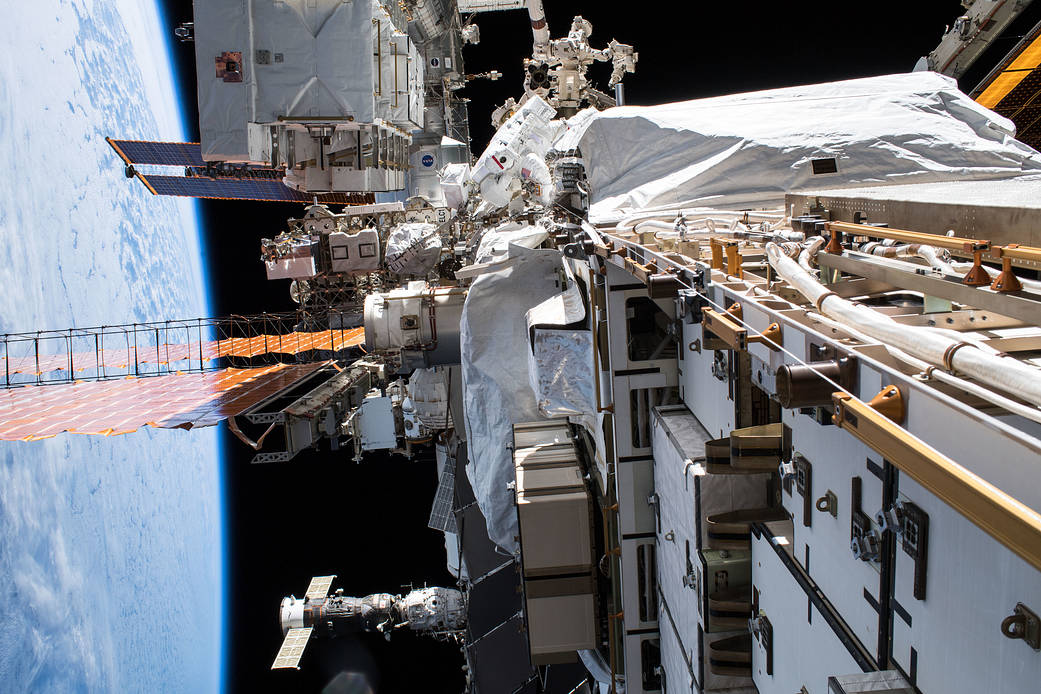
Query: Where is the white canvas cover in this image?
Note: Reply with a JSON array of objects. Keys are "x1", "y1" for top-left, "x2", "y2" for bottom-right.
[
  {"x1": 385, "y1": 223, "x2": 442, "y2": 275},
  {"x1": 473, "y1": 220, "x2": 550, "y2": 264},
  {"x1": 460, "y1": 245, "x2": 571, "y2": 553},
  {"x1": 558, "y1": 72, "x2": 1041, "y2": 221},
  {"x1": 440, "y1": 162, "x2": 471, "y2": 210},
  {"x1": 408, "y1": 367, "x2": 451, "y2": 429}
]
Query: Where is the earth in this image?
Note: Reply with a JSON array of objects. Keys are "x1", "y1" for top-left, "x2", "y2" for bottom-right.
[{"x1": 0, "y1": 2, "x2": 222, "y2": 691}]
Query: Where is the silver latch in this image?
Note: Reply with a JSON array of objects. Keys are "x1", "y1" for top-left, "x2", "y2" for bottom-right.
[
  {"x1": 875, "y1": 501, "x2": 905, "y2": 536},
  {"x1": 778, "y1": 457, "x2": 796, "y2": 484},
  {"x1": 851, "y1": 530, "x2": 881, "y2": 562}
]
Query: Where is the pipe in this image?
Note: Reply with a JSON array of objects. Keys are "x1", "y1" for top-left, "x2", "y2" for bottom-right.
[
  {"x1": 614, "y1": 208, "x2": 786, "y2": 234},
  {"x1": 860, "y1": 241, "x2": 1041, "y2": 294},
  {"x1": 913, "y1": 245, "x2": 959, "y2": 275},
  {"x1": 859, "y1": 242, "x2": 915, "y2": 259},
  {"x1": 633, "y1": 220, "x2": 731, "y2": 239},
  {"x1": 772, "y1": 229, "x2": 805, "y2": 242},
  {"x1": 799, "y1": 236, "x2": 825, "y2": 274},
  {"x1": 616, "y1": 204, "x2": 786, "y2": 223},
  {"x1": 766, "y1": 242, "x2": 1041, "y2": 408},
  {"x1": 526, "y1": 0, "x2": 549, "y2": 55},
  {"x1": 859, "y1": 242, "x2": 961, "y2": 275},
  {"x1": 803, "y1": 311, "x2": 1041, "y2": 426},
  {"x1": 374, "y1": 19, "x2": 382, "y2": 95},
  {"x1": 626, "y1": 218, "x2": 742, "y2": 236}
]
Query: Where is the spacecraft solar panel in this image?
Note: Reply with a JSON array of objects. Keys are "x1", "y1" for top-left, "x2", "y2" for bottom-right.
[
  {"x1": 106, "y1": 138, "x2": 207, "y2": 167},
  {"x1": 304, "y1": 575, "x2": 336, "y2": 600},
  {"x1": 137, "y1": 173, "x2": 352, "y2": 203},
  {"x1": 427, "y1": 458, "x2": 458, "y2": 533},
  {"x1": 454, "y1": 442, "x2": 477, "y2": 508},
  {"x1": 0, "y1": 362, "x2": 329, "y2": 440},
  {"x1": 973, "y1": 22, "x2": 1041, "y2": 150},
  {"x1": 456, "y1": 503, "x2": 512, "y2": 579},
  {"x1": 466, "y1": 562, "x2": 521, "y2": 642},
  {"x1": 136, "y1": 173, "x2": 374, "y2": 204},
  {"x1": 271, "y1": 626, "x2": 312, "y2": 670},
  {"x1": 465, "y1": 615, "x2": 535, "y2": 694},
  {"x1": 1, "y1": 328, "x2": 366, "y2": 380}
]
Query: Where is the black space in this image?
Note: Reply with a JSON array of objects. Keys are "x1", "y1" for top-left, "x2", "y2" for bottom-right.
[{"x1": 154, "y1": 2, "x2": 968, "y2": 692}]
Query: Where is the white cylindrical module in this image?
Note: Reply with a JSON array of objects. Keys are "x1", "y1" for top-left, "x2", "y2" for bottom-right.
[
  {"x1": 398, "y1": 587, "x2": 466, "y2": 632},
  {"x1": 364, "y1": 283, "x2": 467, "y2": 365},
  {"x1": 279, "y1": 596, "x2": 305, "y2": 635}
]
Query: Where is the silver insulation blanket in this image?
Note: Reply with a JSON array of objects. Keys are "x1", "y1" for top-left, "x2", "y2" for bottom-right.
[
  {"x1": 527, "y1": 330, "x2": 595, "y2": 418},
  {"x1": 525, "y1": 264, "x2": 594, "y2": 418},
  {"x1": 556, "y1": 72, "x2": 1041, "y2": 221},
  {"x1": 459, "y1": 245, "x2": 567, "y2": 553}
]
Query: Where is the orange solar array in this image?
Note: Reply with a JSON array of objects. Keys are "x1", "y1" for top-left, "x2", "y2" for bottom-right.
[
  {"x1": 0, "y1": 362, "x2": 328, "y2": 441},
  {"x1": 2, "y1": 327, "x2": 365, "y2": 377},
  {"x1": 210, "y1": 327, "x2": 366, "y2": 359}
]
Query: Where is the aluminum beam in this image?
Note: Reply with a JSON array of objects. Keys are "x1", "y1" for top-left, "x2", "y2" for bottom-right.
[{"x1": 816, "y1": 251, "x2": 1041, "y2": 324}]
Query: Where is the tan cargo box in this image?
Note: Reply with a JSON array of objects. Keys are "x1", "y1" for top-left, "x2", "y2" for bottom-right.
[
  {"x1": 526, "y1": 591, "x2": 596, "y2": 664},
  {"x1": 517, "y1": 490, "x2": 592, "y2": 577},
  {"x1": 513, "y1": 421, "x2": 571, "y2": 448},
  {"x1": 513, "y1": 443, "x2": 578, "y2": 469},
  {"x1": 516, "y1": 465, "x2": 585, "y2": 496}
]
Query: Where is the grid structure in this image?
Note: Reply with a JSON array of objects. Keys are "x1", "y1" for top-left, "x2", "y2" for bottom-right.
[
  {"x1": 106, "y1": 138, "x2": 206, "y2": 166},
  {"x1": 304, "y1": 575, "x2": 336, "y2": 600},
  {"x1": 2, "y1": 327, "x2": 365, "y2": 379},
  {"x1": 428, "y1": 458, "x2": 458, "y2": 533},
  {"x1": 271, "y1": 627, "x2": 313, "y2": 670},
  {"x1": 0, "y1": 362, "x2": 327, "y2": 441},
  {"x1": 106, "y1": 136, "x2": 378, "y2": 204},
  {"x1": 972, "y1": 22, "x2": 1041, "y2": 151},
  {"x1": 137, "y1": 173, "x2": 376, "y2": 204}
]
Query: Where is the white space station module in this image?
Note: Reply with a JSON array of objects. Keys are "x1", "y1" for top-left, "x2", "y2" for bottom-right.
[{"x1": 13, "y1": 1, "x2": 1041, "y2": 693}]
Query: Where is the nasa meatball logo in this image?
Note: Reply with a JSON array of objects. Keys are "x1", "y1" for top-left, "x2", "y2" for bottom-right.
[
  {"x1": 430, "y1": 57, "x2": 440, "y2": 68},
  {"x1": 421, "y1": 154, "x2": 435, "y2": 168}
]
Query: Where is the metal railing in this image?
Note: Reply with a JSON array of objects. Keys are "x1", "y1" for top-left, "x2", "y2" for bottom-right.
[{"x1": 1, "y1": 311, "x2": 364, "y2": 388}]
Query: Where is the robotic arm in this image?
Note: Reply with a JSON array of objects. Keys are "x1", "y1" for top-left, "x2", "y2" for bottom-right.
[{"x1": 606, "y1": 39, "x2": 637, "y2": 87}]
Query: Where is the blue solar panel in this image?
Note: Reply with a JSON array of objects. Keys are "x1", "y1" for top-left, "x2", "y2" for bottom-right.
[
  {"x1": 106, "y1": 138, "x2": 206, "y2": 166},
  {"x1": 137, "y1": 173, "x2": 373, "y2": 204}
]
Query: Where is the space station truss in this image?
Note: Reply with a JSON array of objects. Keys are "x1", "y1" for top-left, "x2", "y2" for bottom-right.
[
  {"x1": 1, "y1": 315, "x2": 364, "y2": 386},
  {"x1": 0, "y1": 362, "x2": 329, "y2": 441},
  {"x1": 106, "y1": 138, "x2": 375, "y2": 204}
]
